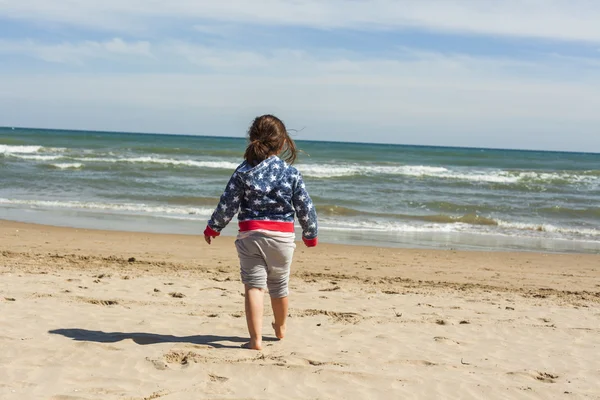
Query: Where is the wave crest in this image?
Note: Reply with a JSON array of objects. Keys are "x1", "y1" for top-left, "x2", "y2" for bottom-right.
[
  {"x1": 50, "y1": 163, "x2": 83, "y2": 170},
  {"x1": 0, "y1": 198, "x2": 214, "y2": 217}
]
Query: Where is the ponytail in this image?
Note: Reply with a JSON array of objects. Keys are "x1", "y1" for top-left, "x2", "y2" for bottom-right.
[
  {"x1": 244, "y1": 139, "x2": 272, "y2": 166},
  {"x1": 244, "y1": 115, "x2": 298, "y2": 166}
]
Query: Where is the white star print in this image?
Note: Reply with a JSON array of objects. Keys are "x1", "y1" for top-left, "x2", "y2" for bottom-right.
[
  {"x1": 233, "y1": 196, "x2": 240, "y2": 203},
  {"x1": 229, "y1": 183, "x2": 236, "y2": 190},
  {"x1": 258, "y1": 173, "x2": 264, "y2": 179},
  {"x1": 307, "y1": 203, "x2": 313, "y2": 210},
  {"x1": 302, "y1": 215, "x2": 310, "y2": 222},
  {"x1": 298, "y1": 195, "x2": 306, "y2": 201},
  {"x1": 220, "y1": 204, "x2": 227, "y2": 211},
  {"x1": 276, "y1": 206, "x2": 284, "y2": 212},
  {"x1": 265, "y1": 185, "x2": 271, "y2": 192},
  {"x1": 270, "y1": 175, "x2": 277, "y2": 182},
  {"x1": 283, "y1": 182, "x2": 291, "y2": 189}
]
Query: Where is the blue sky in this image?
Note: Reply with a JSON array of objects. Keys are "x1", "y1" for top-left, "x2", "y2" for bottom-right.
[{"x1": 1, "y1": 1, "x2": 600, "y2": 152}]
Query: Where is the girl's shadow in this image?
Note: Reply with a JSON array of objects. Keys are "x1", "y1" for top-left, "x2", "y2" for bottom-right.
[{"x1": 49, "y1": 328, "x2": 276, "y2": 349}]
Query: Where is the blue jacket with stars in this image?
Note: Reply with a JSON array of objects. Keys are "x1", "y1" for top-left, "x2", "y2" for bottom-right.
[{"x1": 204, "y1": 156, "x2": 318, "y2": 246}]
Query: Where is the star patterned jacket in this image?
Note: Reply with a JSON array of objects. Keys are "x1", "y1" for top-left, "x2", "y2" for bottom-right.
[{"x1": 204, "y1": 156, "x2": 318, "y2": 247}]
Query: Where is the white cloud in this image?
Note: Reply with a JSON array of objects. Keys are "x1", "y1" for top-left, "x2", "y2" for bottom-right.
[
  {"x1": 2, "y1": 0, "x2": 600, "y2": 42},
  {"x1": 0, "y1": 38, "x2": 152, "y2": 64},
  {"x1": 169, "y1": 42, "x2": 269, "y2": 69}
]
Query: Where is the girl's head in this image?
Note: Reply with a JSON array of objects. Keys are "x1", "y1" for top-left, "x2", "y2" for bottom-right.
[{"x1": 244, "y1": 114, "x2": 297, "y2": 166}]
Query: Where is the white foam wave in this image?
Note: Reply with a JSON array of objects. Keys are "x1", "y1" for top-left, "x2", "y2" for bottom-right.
[
  {"x1": 298, "y1": 163, "x2": 598, "y2": 185},
  {"x1": 0, "y1": 144, "x2": 66, "y2": 154},
  {"x1": 0, "y1": 145, "x2": 43, "y2": 154},
  {"x1": 319, "y1": 217, "x2": 600, "y2": 239},
  {"x1": 319, "y1": 219, "x2": 460, "y2": 233},
  {"x1": 497, "y1": 220, "x2": 600, "y2": 237},
  {"x1": 74, "y1": 156, "x2": 240, "y2": 170},
  {"x1": 51, "y1": 163, "x2": 83, "y2": 170},
  {"x1": 0, "y1": 198, "x2": 214, "y2": 217},
  {"x1": 298, "y1": 164, "x2": 449, "y2": 178},
  {"x1": 12, "y1": 154, "x2": 64, "y2": 161}
]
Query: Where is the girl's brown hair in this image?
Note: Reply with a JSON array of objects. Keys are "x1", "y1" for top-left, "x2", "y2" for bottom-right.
[{"x1": 244, "y1": 114, "x2": 297, "y2": 165}]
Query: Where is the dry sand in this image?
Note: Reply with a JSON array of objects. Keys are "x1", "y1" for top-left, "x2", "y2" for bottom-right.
[{"x1": 1, "y1": 220, "x2": 599, "y2": 399}]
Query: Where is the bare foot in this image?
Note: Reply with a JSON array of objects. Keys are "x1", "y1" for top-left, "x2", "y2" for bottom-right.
[
  {"x1": 241, "y1": 340, "x2": 262, "y2": 351},
  {"x1": 272, "y1": 322, "x2": 286, "y2": 340}
]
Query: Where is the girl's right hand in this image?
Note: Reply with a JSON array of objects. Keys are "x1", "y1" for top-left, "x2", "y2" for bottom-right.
[{"x1": 203, "y1": 226, "x2": 219, "y2": 245}]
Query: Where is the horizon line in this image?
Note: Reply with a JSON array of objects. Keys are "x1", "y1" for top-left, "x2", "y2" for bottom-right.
[{"x1": 1, "y1": 125, "x2": 598, "y2": 156}]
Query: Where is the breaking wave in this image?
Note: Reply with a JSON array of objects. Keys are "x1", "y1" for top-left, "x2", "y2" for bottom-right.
[{"x1": 0, "y1": 198, "x2": 214, "y2": 217}]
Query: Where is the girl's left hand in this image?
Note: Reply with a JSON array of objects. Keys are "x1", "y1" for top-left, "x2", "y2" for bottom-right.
[{"x1": 204, "y1": 235, "x2": 213, "y2": 245}]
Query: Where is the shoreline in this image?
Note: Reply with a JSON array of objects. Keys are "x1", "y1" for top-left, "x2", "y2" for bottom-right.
[
  {"x1": 2, "y1": 219, "x2": 599, "y2": 296},
  {"x1": 1, "y1": 210, "x2": 599, "y2": 255}
]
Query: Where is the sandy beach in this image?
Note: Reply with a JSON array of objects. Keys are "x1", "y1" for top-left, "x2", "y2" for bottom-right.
[{"x1": 1, "y1": 220, "x2": 599, "y2": 399}]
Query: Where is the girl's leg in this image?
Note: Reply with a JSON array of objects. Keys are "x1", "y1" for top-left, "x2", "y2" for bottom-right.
[
  {"x1": 244, "y1": 285, "x2": 264, "y2": 350},
  {"x1": 270, "y1": 296, "x2": 288, "y2": 339}
]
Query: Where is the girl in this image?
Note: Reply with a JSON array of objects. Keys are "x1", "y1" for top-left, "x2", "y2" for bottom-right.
[{"x1": 203, "y1": 114, "x2": 318, "y2": 350}]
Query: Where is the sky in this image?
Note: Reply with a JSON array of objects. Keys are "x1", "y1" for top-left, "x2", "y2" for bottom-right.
[{"x1": 1, "y1": 1, "x2": 600, "y2": 152}]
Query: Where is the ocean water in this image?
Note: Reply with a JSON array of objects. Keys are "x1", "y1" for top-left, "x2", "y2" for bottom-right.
[{"x1": 1, "y1": 127, "x2": 599, "y2": 253}]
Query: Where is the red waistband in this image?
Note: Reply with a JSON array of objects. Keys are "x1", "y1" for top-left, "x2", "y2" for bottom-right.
[{"x1": 239, "y1": 220, "x2": 295, "y2": 233}]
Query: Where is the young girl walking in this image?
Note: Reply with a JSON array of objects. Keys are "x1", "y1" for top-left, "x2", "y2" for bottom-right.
[{"x1": 203, "y1": 114, "x2": 318, "y2": 350}]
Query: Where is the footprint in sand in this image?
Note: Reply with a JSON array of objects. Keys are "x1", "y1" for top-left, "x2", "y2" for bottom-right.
[
  {"x1": 294, "y1": 309, "x2": 362, "y2": 324},
  {"x1": 305, "y1": 359, "x2": 346, "y2": 367},
  {"x1": 507, "y1": 370, "x2": 559, "y2": 383},
  {"x1": 164, "y1": 350, "x2": 206, "y2": 366},
  {"x1": 319, "y1": 286, "x2": 341, "y2": 292},
  {"x1": 209, "y1": 374, "x2": 229, "y2": 383},
  {"x1": 85, "y1": 299, "x2": 119, "y2": 306},
  {"x1": 146, "y1": 357, "x2": 169, "y2": 371},
  {"x1": 434, "y1": 336, "x2": 460, "y2": 345}
]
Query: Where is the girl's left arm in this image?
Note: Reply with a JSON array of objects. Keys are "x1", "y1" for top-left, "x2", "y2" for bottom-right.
[
  {"x1": 292, "y1": 172, "x2": 318, "y2": 247},
  {"x1": 204, "y1": 172, "x2": 244, "y2": 239}
]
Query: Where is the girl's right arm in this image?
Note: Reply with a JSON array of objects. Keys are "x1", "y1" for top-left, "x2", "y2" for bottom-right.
[{"x1": 204, "y1": 172, "x2": 244, "y2": 240}]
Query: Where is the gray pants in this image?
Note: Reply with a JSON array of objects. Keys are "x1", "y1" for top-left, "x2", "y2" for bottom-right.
[{"x1": 235, "y1": 233, "x2": 296, "y2": 298}]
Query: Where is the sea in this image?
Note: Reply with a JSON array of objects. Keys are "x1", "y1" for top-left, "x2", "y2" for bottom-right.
[{"x1": 1, "y1": 127, "x2": 599, "y2": 254}]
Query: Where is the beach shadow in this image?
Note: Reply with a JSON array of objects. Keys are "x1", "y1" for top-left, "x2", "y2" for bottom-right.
[{"x1": 49, "y1": 328, "x2": 276, "y2": 349}]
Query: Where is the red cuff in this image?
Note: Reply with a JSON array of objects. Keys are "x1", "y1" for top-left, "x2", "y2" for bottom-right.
[
  {"x1": 302, "y1": 237, "x2": 318, "y2": 247},
  {"x1": 204, "y1": 226, "x2": 220, "y2": 237}
]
